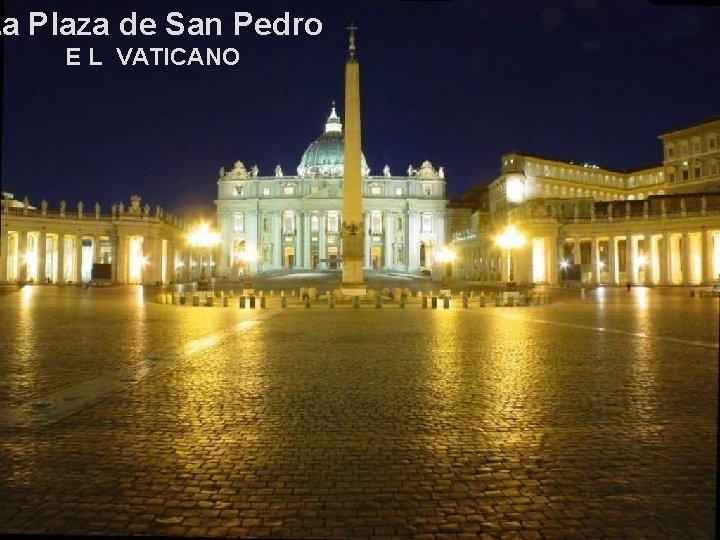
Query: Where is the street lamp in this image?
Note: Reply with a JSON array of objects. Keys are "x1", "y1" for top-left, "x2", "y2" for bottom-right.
[
  {"x1": 495, "y1": 225, "x2": 525, "y2": 290},
  {"x1": 436, "y1": 246, "x2": 455, "y2": 296},
  {"x1": 188, "y1": 223, "x2": 220, "y2": 290}
]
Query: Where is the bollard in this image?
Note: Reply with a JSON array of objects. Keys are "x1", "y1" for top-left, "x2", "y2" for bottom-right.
[
  {"x1": 239, "y1": 296, "x2": 246, "y2": 309},
  {"x1": 422, "y1": 296, "x2": 428, "y2": 309},
  {"x1": 249, "y1": 296, "x2": 256, "y2": 309},
  {"x1": 260, "y1": 296, "x2": 266, "y2": 309},
  {"x1": 580, "y1": 288, "x2": 586, "y2": 300},
  {"x1": 180, "y1": 294, "x2": 186, "y2": 305},
  {"x1": 431, "y1": 297, "x2": 438, "y2": 309},
  {"x1": 158, "y1": 294, "x2": 165, "y2": 304},
  {"x1": 281, "y1": 296, "x2": 287, "y2": 308},
  {"x1": 689, "y1": 290, "x2": 696, "y2": 298},
  {"x1": 462, "y1": 294, "x2": 468, "y2": 308},
  {"x1": 192, "y1": 295, "x2": 199, "y2": 307},
  {"x1": 270, "y1": 290, "x2": 275, "y2": 297},
  {"x1": 495, "y1": 296, "x2": 501, "y2": 307},
  {"x1": 228, "y1": 290, "x2": 234, "y2": 298},
  {"x1": 353, "y1": 296, "x2": 360, "y2": 309},
  {"x1": 305, "y1": 297, "x2": 311, "y2": 308},
  {"x1": 172, "y1": 293, "x2": 179, "y2": 305},
  {"x1": 480, "y1": 295, "x2": 486, "y2": 308},
  {"x1": 328, "y1": 296, "x2": 335, "y2": 309},
  {"x1": 206, "y1": 296, "x2": 214, "y2": 307},
  {"x1": 507, "y1": 295, "x2": 514, "y2": 307},
  {"x1": 375, "y1": 295, "x2": 382, "y2": 309},
  {"x1": 443, "y1": 297, "x2": 449, "y2": 309},
  {"x1": 399, "y1": 295, "x2": 405, "y2": 308},
  {"x1": 542, "y1": 294, "x2": 548, "y2": 304},
  {"x1": 223, "y1": 296, "x2": 229, "y2": 307}
]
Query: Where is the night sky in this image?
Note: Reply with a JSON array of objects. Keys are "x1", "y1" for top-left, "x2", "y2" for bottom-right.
[{"x1": 3, "y1": 0, "x2": 719, "y2": 217}]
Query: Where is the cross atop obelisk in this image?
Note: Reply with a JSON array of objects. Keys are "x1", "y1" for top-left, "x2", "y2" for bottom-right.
[
  {"x1": 340, "y1": 23, "x2": 366, "y2": 296},
  {"x1": 346, "y1": 22, "x2": 357, "y2": 58}
]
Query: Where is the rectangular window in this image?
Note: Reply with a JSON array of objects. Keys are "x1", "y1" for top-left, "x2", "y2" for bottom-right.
[
  {"x1": 711, "y1": 163, "x2": 718, "y2": 175},
  {"x1": 681, "y1": 144, "x2": 688, "y2": 157},
  {"x1": 263, "y1": 217, "x2": 269, "y2": 232},
  {"x1": 422, "y1": 184, "x2": 432, "y2": 196},
  {"x1": 262, "y1": 187, "x2": 270, "y2": 196},
  {"x1": 235, "y1": 185, "x2": 244, "y2": 196},
  {"x1": 693, "y1": 141, "x2": 700, "y2": 153},
  {"x1": 395, "y1": 187, "x2": 402, "y2": 196},
  {"x1": 694, "y1": 167, "x2": 701, "y2": 179},
  {"x1": 370, "y1": 186, "x2": 382, "y2": 195},
  {"x1": 283, "y1": 186, "x2": 294, "y2": 196},
  {"x1": 282, "y1": 212, "x2": 294, "y2": 234},
  {"x1": 234, "y1": 213, "x2": 244, "y2": 233},
  {"x1": 669, "y1": 172, "x2": 675, "y2": 183},
  {"x1": 709, "y1": 137, "x2": 717, "y2": 149},
  {"x1": 667, "y1": 147, "x2": 675, "y2": 158},
  {"x1": 421, "y1": 213, "x2": 432, "y2": 233},
  {"x1": 310, "y1": 215, "x2": 319, "y2": 233},
  {"x1": 682, "y1": 169, "x2": 689, "y2": 181},
  {"x1": 327, "y1": 212, "x2": 339, "y2": 233},
  {"x1": 370, "y1": 212, "x2": 382, "y2": 235}
]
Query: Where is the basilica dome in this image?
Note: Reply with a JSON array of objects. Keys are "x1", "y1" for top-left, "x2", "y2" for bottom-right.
[{"x1": 297, "y1": 105, "x2": 370, "y2": 178}]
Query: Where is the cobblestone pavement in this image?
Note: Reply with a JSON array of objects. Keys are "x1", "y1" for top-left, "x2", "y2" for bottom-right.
[{"x1": 0, "y1": 286, "x2": 717, "y2": 538}]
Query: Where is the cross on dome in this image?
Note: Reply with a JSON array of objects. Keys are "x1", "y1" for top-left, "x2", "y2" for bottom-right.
[{"x1": 325, "y1": 102, "x2": 342, "y2": 133}]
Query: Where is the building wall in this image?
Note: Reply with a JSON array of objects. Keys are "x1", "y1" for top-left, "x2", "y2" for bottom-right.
[{"x1": 450, "y1": 117, "x2": 720, "y2": 286}]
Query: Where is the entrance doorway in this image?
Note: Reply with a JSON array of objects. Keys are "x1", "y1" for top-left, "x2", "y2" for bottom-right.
[
  {"x1": 371, "y1": 246, "x2": 382, "y2": 269},
  {"x1": 311, "y1": 252, "x2": 319, "y2": 270},
  {"x1": 284, "y1": 246, "x2": 295, "y2": 269},
  {"x1": 328, "y1": 246, "x2": 338, "y2": 269}
]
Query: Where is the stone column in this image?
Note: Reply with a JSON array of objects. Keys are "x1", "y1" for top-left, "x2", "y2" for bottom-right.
[
  {"x1": 0, "y1": 227, "x2": 8, "y2": 282},
  {"x1": 38, "y1": 230, "x2": 47, "y2": 283},
  {"x1": 57, "y1": 233, "x2": 65, "y2": 283},
  {"x1": 626, "y1": 233, "x2": 635, "y2": 284},
  {"x1": 318, "y1": 212, "x2": 326, "y2": 269},
  {"x1": 608, "y1": 236, "x2": 617, "y2": 285},
  {"x1": 115, "y1": 234, "x2": 125, "y2": 284},
  {"x1": 701, "y1": 230, "x2": 712, "y2": 285},
  {"x1": 549, "y1": 236, "x2": 559, "y2": 285},
  {"x1": 590, "y1": 236, "x2": 598, "y2": 284},
  {"x1": 573, "y1": 237, "x2": 581, "y2": 264},
  {"x1": 660, "y1": 233, "x2": 670, "y2": 285},
  {"x1": 93, "y1": 235, "x2": 101, "y2": 263},
  {"x1": 384, "y1": 212, "x2": 393, "y2": 269},
  {"x1": 75, "y1": 235, "x2": 84, "y2": 283},
  {"x1": 408, "y1": 211, "x2": 419, "y2": 271},
  {"x1": 303, "y1": 212, "x2": 311, "y2": 269},
  {"x1": 643, "y1": 232, "x2": 654, "y2": 286},
  {"x1": 18, "y1": 231, "x2": 28, "y2": 282},
  {"x1": 681, "y1": 232, "x2": 691, "y2": 285},
  {"x1": 364, "y1": 212, "x2": 371, "y2": 269}
]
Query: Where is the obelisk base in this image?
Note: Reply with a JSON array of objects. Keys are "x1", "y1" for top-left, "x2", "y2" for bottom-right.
[{"x1": 341, "y1": 260, "x2": 366, "y2": 297}]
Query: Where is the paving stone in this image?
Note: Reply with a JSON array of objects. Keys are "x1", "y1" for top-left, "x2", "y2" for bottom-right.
[{"x1": 0, "y1": 286, "x2": 716, "y2": 538}]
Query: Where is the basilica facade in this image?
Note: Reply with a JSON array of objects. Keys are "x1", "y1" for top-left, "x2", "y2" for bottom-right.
[{"x1": 215, "y1": 106, "x2": 447, "y2": 278}]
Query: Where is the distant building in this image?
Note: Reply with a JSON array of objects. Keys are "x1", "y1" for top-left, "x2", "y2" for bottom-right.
[
  {"x1": 449, "y1": 116, "x2": 720, "y2": 286},
  {"x1": 215, "y1": 105, "x2": 447, "y2": 278}
]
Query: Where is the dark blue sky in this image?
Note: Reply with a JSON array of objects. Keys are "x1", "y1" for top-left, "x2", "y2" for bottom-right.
[{"x1": 3, "y1": 0, "x2": 719, "y2": 215}]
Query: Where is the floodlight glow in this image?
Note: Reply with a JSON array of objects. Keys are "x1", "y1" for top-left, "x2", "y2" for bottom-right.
[
  {"x1": 240, "y1": 247, "x2": 258, "y2": 264},
  {"x1": 496, "y1": 225, "x2": 525, "y2": 249},
  {"x1": 560, "y1": 260, "x2": 569, "y2": 269},
  {"x1": 435, "y1": 246, "x2": 455, "y2": 264},
  {"x1": 506, "y1": 177, "x2": 525, "y2": 203},
  {"x1": 636, "y1": 254, "x2": 647, "y2": 267},
  {"x1": 188, "y1": 223, "x2": 220, "y2": 249}
]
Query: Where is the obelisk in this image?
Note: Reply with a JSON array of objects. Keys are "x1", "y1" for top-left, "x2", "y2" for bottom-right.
[{"x1": 341, "y1": 23, "x2": 366, "y2": 296}]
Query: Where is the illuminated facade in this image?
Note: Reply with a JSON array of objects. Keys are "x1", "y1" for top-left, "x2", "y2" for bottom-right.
[
  {"x1": 450, "y1": 117, "x2": 720, "y2": 286},
  {"x1": 215, "y1": 105, "x2": 447, "y2": 278},
  {"x1": 0, "y1": 194, "x2": 200, "y2": 285}
]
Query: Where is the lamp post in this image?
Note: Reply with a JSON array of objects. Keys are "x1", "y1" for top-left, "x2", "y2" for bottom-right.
[
  {"x1": 188, "y1": 223, "x2": 220, "y2": 290},
  {"x1": 436, "y1": 246, "x2": 455, "y2": 296},
  {"x1": 495, "y1": 225, "x2": 525, "y2": 291}
]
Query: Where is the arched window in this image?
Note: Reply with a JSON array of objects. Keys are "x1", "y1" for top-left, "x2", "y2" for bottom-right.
[{"x1": 283, "y1": 211, "x2": 295, "y2": 234}]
